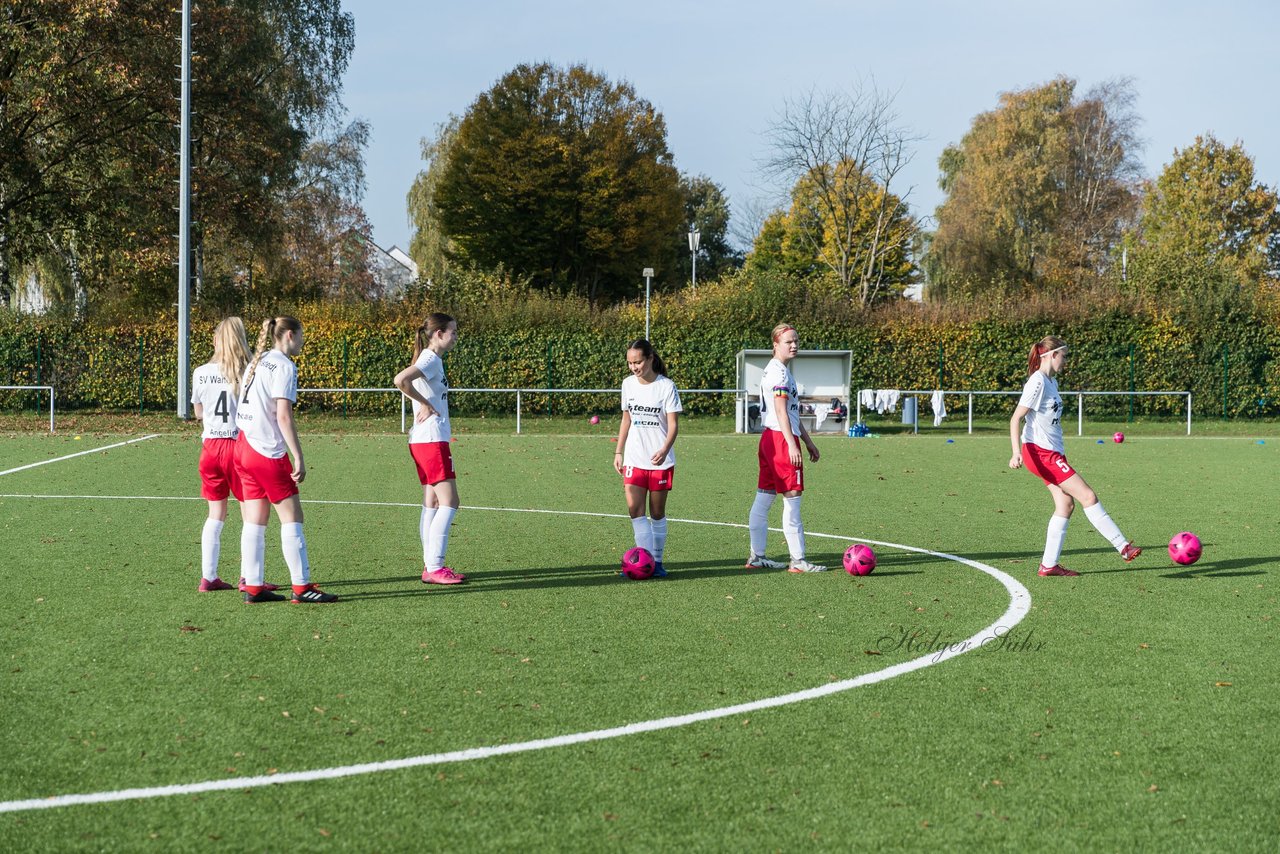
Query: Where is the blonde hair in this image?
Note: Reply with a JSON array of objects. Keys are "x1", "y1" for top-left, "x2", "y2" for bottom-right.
[
  {"x1": 243, "y1": 315, "x2": 302, "y2": 394},
  {"x1": 212, "y1": 317, "x2": 250, "y2": 395},
  {"x1": 771, "y1": 322, "x2": 796, "y2": 344},
  {"x1": 1028, "y1": 335, "x2": 1068, "y2": 376},
  {"x1": 413, "y1": 312, "x2": 456, "y2": 361}
]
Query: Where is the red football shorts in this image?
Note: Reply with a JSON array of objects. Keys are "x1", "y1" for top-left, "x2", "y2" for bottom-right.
[
  {"x1": 757, "y1": 429, "x2": 803, "y2": 493},
  {"x1": 410, "y1": 441, "x2": 456, "y2": 485},
  {"x1": 234, "y1": 433, "x2": 298, "y2": 503},
  {"x1": 622, "y1": 465, "x2": 674, "y2": 492},
  {"x1": 1021, "y1": 442, "x2": 1076, "y2": 486},
  {"x1": 198, "y1": 437, "x2": 242, "y2": 501}
]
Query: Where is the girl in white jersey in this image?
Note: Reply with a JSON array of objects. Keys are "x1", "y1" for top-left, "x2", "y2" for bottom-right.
[
  {"x1": 190, "y1": 317, "x2": 250, "y2": 592},
  {"x1": 393, "y1": 312, "x2": 465, "y2": 585},
  {"x1": 613, "y1": 339, "x2": 682, "y2": 578},
  {"x1": 1009, "y1": 336, "x2": 1142, "y2": 577},
  {"x1": 233, "y1": 316, "x2": 337, "y2": 603},
  {"x1": 746, "y1": 323, "x2": 826, "y2": 573}
]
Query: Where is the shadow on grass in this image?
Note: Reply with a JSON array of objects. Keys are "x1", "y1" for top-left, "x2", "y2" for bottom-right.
[
  {"x1": 326, "y1": 556, "x2": 924, "y2": 600},
  {"x1": 1158, "y1": 554, "x2": 1272, "y2": 579}
]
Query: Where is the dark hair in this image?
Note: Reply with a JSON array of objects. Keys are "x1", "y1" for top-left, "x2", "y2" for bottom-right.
[
  {"x1": 413, "y1": 312, "x2": 456, "y2": 360},
  {"x1": 627, "y1": 338, "x2": 667, "y2": 378}
]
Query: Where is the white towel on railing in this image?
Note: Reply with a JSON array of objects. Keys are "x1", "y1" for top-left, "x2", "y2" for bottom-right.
[
  {"x1": 859, "y1": 389, "x2": 875, "y2": 410},
  {"x1": 931, "y1": 390, "x2": 946, "y2": 427},
  {"x1": 874, "y1": 389, "x2": 900, "y2": 414}
]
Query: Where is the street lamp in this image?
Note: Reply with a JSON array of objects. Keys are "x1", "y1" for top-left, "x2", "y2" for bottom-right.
[
  {"x1": 642, "y1": 268, "x2": 654, "y2": 339},
  {"x1": 688, "y1": 226, "x2": 700, "y2": 292}
]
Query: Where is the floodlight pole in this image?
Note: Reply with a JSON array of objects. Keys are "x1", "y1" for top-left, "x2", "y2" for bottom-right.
[
  {"x1": 176, "y1": 0, "x2": 192, "y2": 419},
  {"x1": 642, "y1": 267, "x2": 654, "y2": 340},
  {"x1": 688, "y1": 226, "x2": 700, "y2": 293}
]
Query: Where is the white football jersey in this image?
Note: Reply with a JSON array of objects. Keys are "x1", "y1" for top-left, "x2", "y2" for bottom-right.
[
  {"x1": 1018, "y1": 372, "x2": 1065, "y2": 453},
  {"x1": 620, "y1": 374, "x2": 682, "y2": 469},
  {"x1": 759, "y1": 358, "x2": 801, "y2": 434},
  {"x1": 191, "y1": 362, "x2": 238, "y2": 440},
  {"x1": 235, "y1": 349, "x2": 297, "y2": 459},
  {"x1": 407, "y1": 348, "x2": 451, "y2": 444}
]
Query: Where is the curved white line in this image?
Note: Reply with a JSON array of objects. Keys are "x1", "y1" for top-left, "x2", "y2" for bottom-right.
[{"x1": 0, "y1": 499, "x2": 1030, "y2": 814}]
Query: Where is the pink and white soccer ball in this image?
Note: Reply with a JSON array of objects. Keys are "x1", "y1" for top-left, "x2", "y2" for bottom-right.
[
  {"x1": 621, "y1": 546, "x2": 655, "y2": 579},
  {"x1": 843, "y1": 543, "x2": 877, "y2": 576},
  {"x1": 589, "y1": 415, "x2": 600, "y2": 425},
  {"x1": 1113, "y1": 432, "x2": 1125, "y2": 443},
  {"x1": 1168, "y1": 532, "x2": 1202, "y2": 566}
]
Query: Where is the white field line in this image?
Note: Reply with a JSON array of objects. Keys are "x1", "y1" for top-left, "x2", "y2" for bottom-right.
[
  {"x1": 0, "y1": 435, "x2": 161, "y2": 477},
  {"x1": 0, "y1": 498, "x2": 1031, "y2": 814}
]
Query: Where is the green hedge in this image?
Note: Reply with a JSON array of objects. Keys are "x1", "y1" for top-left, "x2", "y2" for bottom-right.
[{"x1": 1, "y1": 299, "x2": 1277, "y2": 420}]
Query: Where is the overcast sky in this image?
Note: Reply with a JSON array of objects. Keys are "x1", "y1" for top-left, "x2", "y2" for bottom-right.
[{"x1": 340, "y1": 0, "x2": 1280, "y2": 255}]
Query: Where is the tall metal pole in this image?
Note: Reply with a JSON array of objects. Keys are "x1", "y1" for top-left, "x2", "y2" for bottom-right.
[
  {"x1": 688, "y1": 227, "x2": 700, "y2": 293},
  {"x1": 642, "y1": 267, "x2": 654, "y2": 340},
  {"x1": 176, "y1": 0, "x2": 192, "y2": 419}
]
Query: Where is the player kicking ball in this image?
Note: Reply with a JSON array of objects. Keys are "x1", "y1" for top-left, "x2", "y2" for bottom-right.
[{"x1": 1009, "y1": 336, "x2": 1141, "y2": 577}]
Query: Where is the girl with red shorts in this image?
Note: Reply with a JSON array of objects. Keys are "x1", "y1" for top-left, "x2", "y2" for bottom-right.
[
  {"x1": 613, "y1": 338, "x2": 682, "y2": 578},
  {"x1": 746, "y1": 323, "x2": 825, "y2": 573},
  {"x1": 233, "y1": 316, "x2": 336, "y2": 603},
  {"x1": 1009, "y1": 336, "x2": 1142, "y2": 577},
  {"x1": 393, "y1": 312, "x2": 465, "y2": 585},
  {"x1": 190, "y1": 317, "x2": 250, "y2": 592}
]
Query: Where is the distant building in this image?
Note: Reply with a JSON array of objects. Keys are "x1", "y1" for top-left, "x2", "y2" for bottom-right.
[{"x1": 362, "y1": 237, "x2": 419, "y2": 298}]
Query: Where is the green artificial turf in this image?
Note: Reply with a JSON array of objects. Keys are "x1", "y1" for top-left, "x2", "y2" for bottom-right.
[{"x1": 0, "y1": 429, "x2": 1276, "y2": 851}]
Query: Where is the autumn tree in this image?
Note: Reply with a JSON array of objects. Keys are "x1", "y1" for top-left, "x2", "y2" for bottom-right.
[
  {"x1": 759, "y1": 84, "x2": 921, "y2": 305},
  {"x1": 0, "y1": 3, "x2": 169, "y2": 309},
  {"x1": 1129, "y1": 134, "x2": 1280, "y2": 297},
  {"x1": 0, "y1": 0, "x2": 356, "y2": 314},
  {"x1": 260, "y1": 119, "x2": 375, "y2": 301},
  {"x1": 927, "y1": 77, "x2": 1142, "y2": 300},
  {"x1": 407, "y1": 116, "x2": 460, "y2": 283},
  {"x1": 748, "y1": 162, "x2": 919, "y2": 302},
  {"x1": 430, "y1": 63, "x2": 683, "y2": 303}
]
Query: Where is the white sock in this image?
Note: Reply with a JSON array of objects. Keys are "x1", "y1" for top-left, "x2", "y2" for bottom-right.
[
  {"x1": 420, "y1": 506, "x2": 437, "y2": 566},
  {"x1": 201, "y1": 518, "x2": 224, "y2": 581},
  {"x1": 281, "y1": 522, "x2": 311, "y2": 587},
  {"x1": 631, "y1": 516, "x2": 654, "y2": 554},
  {"x1": 1041, "y1": 515, "x2": 1069, "y2": 567},
  {"x1": 651, "y1": 517, "x2": 668, "y2": 561},
  {"x1": 749, "y1": 492, "x2": 775, "y2": 556},
  {"x1": 781, "y1": 495, "x2": 805, "y2": 562},
  {"x1": 427, "y1": 506, "x2": 457, "y2": 571},
  {"x1": 1084, "y1": 502, "x2": 1127, "y2": 550},
  {"x1": 240, "y1": 522, "x2": 266, "y2": 587}
]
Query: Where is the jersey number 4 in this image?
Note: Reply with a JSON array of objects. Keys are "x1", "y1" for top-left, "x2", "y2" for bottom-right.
[{"x1": 213, "y1": 391, "x2": 230, "y2": 423}]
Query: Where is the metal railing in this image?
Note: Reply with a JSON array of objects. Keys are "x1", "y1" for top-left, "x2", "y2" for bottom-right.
[
  {"x1": 299, "y1": 387, "x2": 745, "y2": 434},
  {"x1": 856, "y1": 389, "x2": 1193, "y2": 435},
  {"x1": 0, "y1": 385, "x2": 56, "y2": 433}
]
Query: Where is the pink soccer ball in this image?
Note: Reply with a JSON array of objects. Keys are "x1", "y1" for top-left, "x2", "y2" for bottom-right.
[
  {"x1": 621, "y1": 546, "x2": 655, "y2": 580},
  {"x1": 1113, "y1": 432, "x2": 1125, "y2": 443},
  {"x1": 843, "y1": 543, "x2": 877, "y2": 576},
  {"x1": 590, "y1": 415, "x2": 600, "y2": 425},
  {"x1": 1168, "y1": 532, "x2": 1202, "y2": 566}
]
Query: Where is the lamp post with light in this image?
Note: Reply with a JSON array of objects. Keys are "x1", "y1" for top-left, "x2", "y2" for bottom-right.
[
  {"x1": 688, "y1": 226, "x2": 700, "y2": 292},
  {"x1": 642, "y1": 267, "x2": 654, "y2": 339}
]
